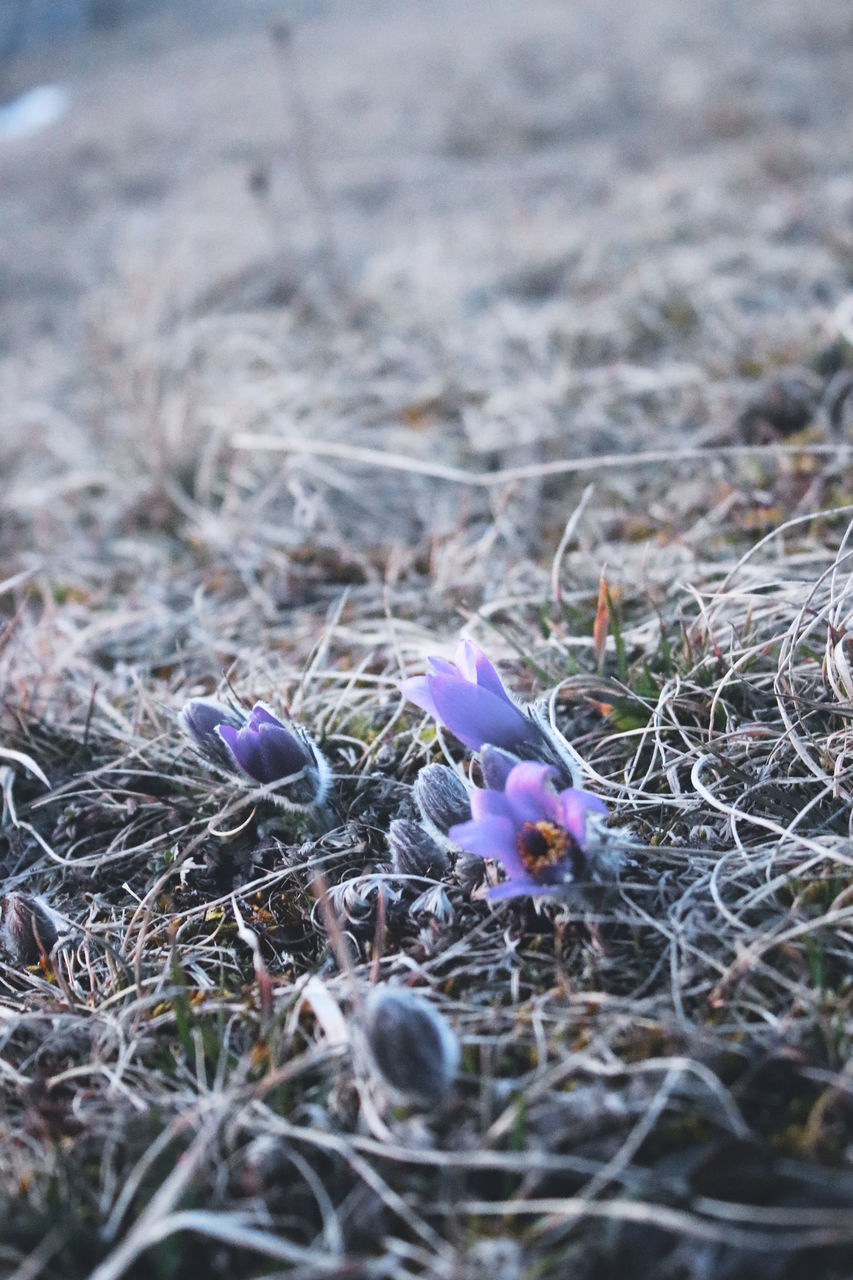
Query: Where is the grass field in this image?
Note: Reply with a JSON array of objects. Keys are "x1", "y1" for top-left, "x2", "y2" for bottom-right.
[{"x1": 2, "y1": 1, "x2": 853, "y2": 1276}]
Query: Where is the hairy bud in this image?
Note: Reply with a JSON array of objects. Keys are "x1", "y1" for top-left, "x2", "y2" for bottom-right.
[
  {"x1": 180, "y1": 697, "x2": 250, "y2": 773},
  {"x1": 362, "y1": 987, "x2": 459, "y2": 1108},
  {"x1": 387, "y1": 819, "x2": 448, "y2": 879},
  {"x1": 2, "y1": 893, "x2": 60, "y2": 965},
  {"x1": 181, "y1": 699, "x2": 330, "y2": 810},
  {"x1": 413, "y1": 764, "x2": 471, "y2": 838}
]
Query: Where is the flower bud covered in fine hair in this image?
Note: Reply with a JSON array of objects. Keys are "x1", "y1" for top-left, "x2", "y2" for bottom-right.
[
  {"x1": 2, "y1": 892, "x2": 60, "y2": 965},
  {"x1": 387, "y1": 819, "x2": 449, "y2": 879},
  {"x1": 182, "y1": 699, "x2": 330, "y2": 811},
  {"x1": 413, "y1": 764, "x2": 471, "y2": 837},
  {"x1": 362, "y1": 987, "x2": 460, "y2": 1107}
]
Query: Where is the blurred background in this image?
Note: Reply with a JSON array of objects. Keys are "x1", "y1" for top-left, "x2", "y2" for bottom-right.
[{"x1": 1, "y1": 0, "x2": 852, "y2": 622}]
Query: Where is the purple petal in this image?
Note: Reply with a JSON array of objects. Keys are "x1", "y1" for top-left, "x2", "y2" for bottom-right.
[
  {"x1": 458, "y1": 808, "x2": 531, "y2": 882},
  {"x1": 448, "y1": 815, "x2": 517, "y2": 863},
  {"x1": 452, "y1": 640, "x2": 478, "y2": 683},
  {"x1": 400, "y1": 675, "x2": 439, "y2": 719},
  {"x1": 180, "y1": 699, "x2": 248, "y2": 762},
  {"x1": 504, "y1": 762, "x2": 558, "y2": 824},
  {"x1": 181, "y1": 699, "x2": 230, "y2": 741},
  {"x1": 426, "y1": 656, "x2": 460, "y2": 678},
  {"x1": 480, "y1": 745, "x2": 522, "y2": 791},
  {"x1": 428, "y1": 677, "x2": 535, "y2": 752},
  {"x1": 248, "y1": 703, "x2": 285, "y2": 730},
  {"x1": 255, "y1": 723, "x2": 306, "y2": 780},
  {"x1": 487, "y1": 877, "x2": 552, "y2": 901},
  {"x1": 217, "y1": 722, "x2": 308, "y2": 785},
  {"x1": 469, "y1": 787, "x2": 513, "y2": 823},
  {"x1": 455, "y1": 640, "x2": 514, "y2": 703},
  {"x1": 557, "y1": 788, "x2": 608, "y2": 841},
  {"x1": 217, "y1": 723, "x2": 263, "y2": 780}
]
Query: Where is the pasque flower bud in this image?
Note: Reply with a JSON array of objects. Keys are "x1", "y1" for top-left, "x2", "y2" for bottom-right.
[
  {"x1": 387, "y1": 819, "x2": 448, "y2": 879},
  {"x1": 413, "y1": 763, "x2": 471, "y2": 837},
  {"x1": 2, "y1": 892, "x2": 60, "y2": 965},
  {"x1": 362, "y1": 987, "x2": 459, "y2": 1107},
  {"x1": 180, "y1": 698, "x2": 246, "y2": 771},
  {"x1": 181, "y1": 699, "x2": 330, "y2": 811}
]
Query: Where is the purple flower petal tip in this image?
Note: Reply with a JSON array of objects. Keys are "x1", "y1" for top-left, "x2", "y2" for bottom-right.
[
  {"x1": 401, "y1": 642, "x2": 541, "y2": 753},
  {"x1": 399, "y1": 676, "x2": 438, "y2": 719},
  {"x1": 247, "y1": 703, "x2": 284, "y2": 730}
]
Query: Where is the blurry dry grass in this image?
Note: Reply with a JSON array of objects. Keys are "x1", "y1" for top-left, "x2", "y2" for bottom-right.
[{"x1": 2, "y1": 0, "x2": 853, "y2": 1276}]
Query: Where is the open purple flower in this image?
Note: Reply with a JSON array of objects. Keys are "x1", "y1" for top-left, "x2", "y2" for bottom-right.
[
  {"x1": 181, "y1": 699, "x2": 329, "y2": 811},
  {"x1": 400, "y1": 639, "x2": 542, "y2": 754},
  {"x1": 449, "y1": 761, "x2": 608, "y2": 899}
]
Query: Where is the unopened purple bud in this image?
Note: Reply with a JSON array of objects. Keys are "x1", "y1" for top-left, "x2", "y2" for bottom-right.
[
  {"x1": 2, "y1": 892, "x2": 60, "y2": 965},
  {"x1": 362, "y1": 987, "x2": 459, "y2": 1107},
  {"x1": 413, "y1": 764, "x2": 471, "y2": 837},
  {"x1": 217, "y1": 704, "x2": 330, "y2": 810},
  {"x1": 387, "y1": 819, "x2": 449, "y2": 879}
]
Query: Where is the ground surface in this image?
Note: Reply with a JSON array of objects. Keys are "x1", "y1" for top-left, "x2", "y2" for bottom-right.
[{"x1": 2, "y1": 2, "x2": 853, "y2": 1277}]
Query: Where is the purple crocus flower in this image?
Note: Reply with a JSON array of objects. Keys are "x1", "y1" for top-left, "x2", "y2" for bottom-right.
[
  {"x1": 400, "y1": 640, "x2": 542, "y2": 754},
  {"x1": 448, "y1": 761, "x2": 608, "y2": 899},
  {"x1": 181, "y1": 699, "x2": 330, "y2": 811}
]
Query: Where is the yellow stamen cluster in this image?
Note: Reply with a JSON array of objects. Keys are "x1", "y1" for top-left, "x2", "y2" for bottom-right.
[{"x1": 516, "y1": 820, "x2": 577, "y2": 875}]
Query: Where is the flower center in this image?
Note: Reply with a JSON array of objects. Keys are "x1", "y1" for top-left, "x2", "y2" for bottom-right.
[{"x1": 516, "y1": 820, "x2": 582, "y2": 884}]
